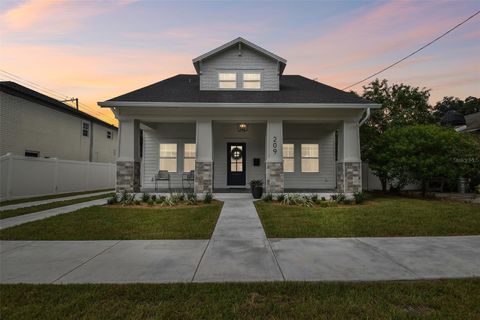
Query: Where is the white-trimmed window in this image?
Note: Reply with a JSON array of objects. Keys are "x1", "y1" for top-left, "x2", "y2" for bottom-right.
[
  {"x1": 243, "y1": 73, "x2": 261, "y2": 89},
  {"x1": 301, "y1": 144, "x2": 319, "y2": 173},
  {"x1": 82, "y1": 122, "x2": 90, "y2": 137},
  {"x1": 283, "y1": 144, "x2": 294, "y2": 173},
  {"x1": 218, "y1": 72, "x2": 237, "y2": 89},
  {"x1": 184, "y1": 143, "x2": 196, "y2": 172},
  {"x1": 159, "y1": 143, "x2": 177, "y2": 172}
]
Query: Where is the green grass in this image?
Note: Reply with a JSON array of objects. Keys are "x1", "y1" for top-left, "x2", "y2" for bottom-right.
[
  {"x1": 0, "y1": 202, "x2": 223, "y2": 240},
  {"x1": 256, "y1": 195, "x2": 480, "y2": 238},
  {"x1": 0, "y1": 189, "x2": 113, "y2": 206},
  {"x1": 1, "y1": 279, "x2": 480, "y2": 319},
  {"x1": 0, "y1": 193, "x2": 115, "y2": 220}
]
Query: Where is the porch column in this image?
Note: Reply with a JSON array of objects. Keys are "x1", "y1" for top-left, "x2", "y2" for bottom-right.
[
  {"x1": 337, "y1": 121, "x2": 362, "y2": 193},
  {"x1": 195, "y1": 120, "x2": 213, "y2": 193},
  {"x1": 265, "y1": 120, "x2": 284, "y2": 193},
  {"x1": 116, "y1": 119, "x2": 141, "y2": 192}
]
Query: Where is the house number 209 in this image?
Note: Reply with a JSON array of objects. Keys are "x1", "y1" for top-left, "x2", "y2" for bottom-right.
[{"x1": 272, "y1": 136, "x2": 278, "y2": 154}]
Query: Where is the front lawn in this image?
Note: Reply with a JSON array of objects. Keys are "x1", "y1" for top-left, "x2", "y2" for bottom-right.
[
  {"x1": 0, "y1": 193, "x2": 115, "y2": 220},
  {"x1": 0, "y1": 202, "x2": 223, "y2": 240},
  {"x1": 1, "y1": 279, "x2": 479, "y2": 319},
  {"x1": 256, "y1": 195, "x2": 480, "y2": 238}
]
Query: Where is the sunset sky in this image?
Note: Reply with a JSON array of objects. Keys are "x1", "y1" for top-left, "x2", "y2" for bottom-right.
[{"x1": 1, "y1": 0, "x2": 479, "y2": 126}]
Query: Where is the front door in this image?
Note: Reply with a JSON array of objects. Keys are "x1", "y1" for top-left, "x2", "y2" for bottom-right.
[{"x1": 227, "y1": 143, "x2": 246, "y2": 186}]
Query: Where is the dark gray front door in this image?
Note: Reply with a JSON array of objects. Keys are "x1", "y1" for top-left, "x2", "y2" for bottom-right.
[{"x1": 227, "y1": 143, "x2": 246, "y2": 186}]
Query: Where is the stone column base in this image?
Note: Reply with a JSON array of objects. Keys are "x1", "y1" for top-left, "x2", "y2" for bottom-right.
[
  {"x1": 266, "y1": 162, "x2": 284, "y2": 194},
  {"x1": 336, "y1": 162, "x2": 362, "y2": 193},
  {"x1": 195, "y1": 161, "x2": 213, "y2": 193},
  {"x1": 116, "y1": 161, "x2": 140, "y2": 192}
]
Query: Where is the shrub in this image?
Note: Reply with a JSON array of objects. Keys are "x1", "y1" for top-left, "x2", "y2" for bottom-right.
[
  {"x1": 147, "y1": 199, "x2": 154, "y2": 206},
  {"x1": 120, "y1": 190, "x2": 129, "y2": 202},
  {"x1": 141, "y1": 193, "x2": 151, "y2": 203},
  {"x1": 161, "y1": 197, "x2": 176, "y2": 206},
  {"x1": 155, "y1": 196, "x2": 166, "y2": 204},
  {"x1": 281, "y1": 194, "x2": 313, "y2": 207},
  {"x1": 170, "y1": 193, "x2": 183, "y2": 204},
  {"x1": 107, "y1": 195, "x2": 118, "y2": 205},
  {"x1": 321, "y1": 197, "x2": 326, "y2": 201},
  {"x1": 276, "y1": 193, "x2": 286, "y2": 202},
  {"x1": 122, "y1": 193, "x2": 135, "y2": 206},
  {"x1": 203, "y1": 192, "x2": 213, "y2": 204},
  {"x1": 134, "y1": 200, "x2": 141, "y2": 205},
  {"x1": 151, "y1": 194, "x2": 157, "y2": 202},
  {"x1": 309, "y1": 194, "x2": 318, "y2": 203},
  {"x1": 186, "y1": 193, "x2": 198, "y2": 205},
  {"x1": 353, "y1": 191, "x2": 369, "y2": 204},
  {"x1": 331, "y1": 193, "x2": 346, "y2": 204},
  {"x1": 263, "y1": 194, "x2": 273, "y2": 202}
]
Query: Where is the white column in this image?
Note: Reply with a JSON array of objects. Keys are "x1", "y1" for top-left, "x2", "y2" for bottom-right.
[
  {"x1": 337, "y1": 120, "x2": 362, "y2": 193},
  {"x1": 265, "y1": 120, "x2": 284, "y2": 193},
  {"x1": 118, "y1": 119, "x2": 140, "y2": 162},
  {"x1": 116, "y1": 118, "x2": 140, "y2": 192},
  {"x1": 195, "y1": 120, "x2": 213, "y2": 193},
  {"x1": 195, "y1": 120, "x2": 213, "y2": 162}
]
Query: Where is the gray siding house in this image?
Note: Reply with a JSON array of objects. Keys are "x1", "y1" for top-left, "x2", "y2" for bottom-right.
[
  {"x1": 0, "y1": 81, "x2": 118, "y2": 163},
  {"x1": 99, "y1": 37, "x2": 380, "y2": 194}
]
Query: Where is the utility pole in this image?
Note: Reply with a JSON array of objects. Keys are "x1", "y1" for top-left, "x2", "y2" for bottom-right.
[{"x1": 61, "y1": 97, "x2": 79, "y2": 110}]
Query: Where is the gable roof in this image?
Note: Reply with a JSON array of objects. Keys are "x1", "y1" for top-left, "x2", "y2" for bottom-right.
[
  {"x1": 0, "y1": 81, "x2": 117, "y2": 130},
  {"x1": 100, "y1": 74, "x2": 376, "y2": 107},
  {"x1": 192, "y1": 37, "x2": 287, "y2": 75},
  {"x1": 465, "y1": 112, "x2": 480, "y2": 132}
]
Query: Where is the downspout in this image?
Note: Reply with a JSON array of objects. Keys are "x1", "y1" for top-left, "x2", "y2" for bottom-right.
[{"x1": 359, "y1": 107, "x2": 371, "y2": 126}]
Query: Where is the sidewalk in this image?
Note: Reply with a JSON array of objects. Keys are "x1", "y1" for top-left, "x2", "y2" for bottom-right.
[
  {"x1": 0, "y1": 190, "x2": 113, "y2": 211},
  {"x1": 1, "y1": 196, "x2": 479, "y2": 284},
  {"x1": 0, "y1": 198, "x2": 108, "y2": 230}
]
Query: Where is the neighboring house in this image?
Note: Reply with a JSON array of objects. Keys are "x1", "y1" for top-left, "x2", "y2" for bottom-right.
[
  {"x1": 0, "y1": 81, "x2": 118, "y2": 163},
  {"x1": 464, "y1": 112, "x2": 480, "y2": 136},
  {"x1": 99, "y1": 37, "x2": 380, "y2": 193}
]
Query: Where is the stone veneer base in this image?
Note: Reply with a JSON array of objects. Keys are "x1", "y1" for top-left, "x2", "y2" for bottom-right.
[
  {"x1": 195, "y1": 161, "x2": 213, "y2": 193},
  {"x1": 266, "y1": 162, "x2": 284, "y2": 194},
  {"x1": 116, "y1": 161, "x2": 140, "y2": 192},
  {"x1": 336, "y1": 162, "x2": 362, "y2": 193}
]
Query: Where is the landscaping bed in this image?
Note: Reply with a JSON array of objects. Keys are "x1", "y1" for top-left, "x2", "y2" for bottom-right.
[
  {"x1": 256, "y1": 193, "x2": 480, "y2": 238},
  {"x1": 1, "y1": 279, "x2": 479, "y2": 319},
  {"x1": 0, "y1": 193, "x2": 115, "y2": 220},
  {"x1": 0, "y1": 200, "x2": 223, "y2": 240}
]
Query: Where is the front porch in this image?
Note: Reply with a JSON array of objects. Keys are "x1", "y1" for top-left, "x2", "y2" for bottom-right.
[{"x1": 116, "y1": 111, "x2": 363, "y2": 195}]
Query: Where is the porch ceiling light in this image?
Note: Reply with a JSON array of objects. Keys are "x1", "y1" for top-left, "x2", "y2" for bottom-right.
[{"x1": 238, "y1": 122, "x2": 248, "y2": 132}]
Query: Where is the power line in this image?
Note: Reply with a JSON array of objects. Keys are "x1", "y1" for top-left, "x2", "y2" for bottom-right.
[
  {"x1": 0, "y1": 70, "x2": 117, "y2": 124},
  {"x1": 342, "y1": 10, "x2": 480, "y2": 91}
]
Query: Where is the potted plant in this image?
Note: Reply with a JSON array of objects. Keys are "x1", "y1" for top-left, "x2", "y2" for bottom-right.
[{"x1": 249, "y1": 179, "x2": 264, "y2": 199}]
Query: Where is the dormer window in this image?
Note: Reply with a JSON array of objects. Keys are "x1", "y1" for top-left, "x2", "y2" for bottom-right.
[
  {"x1": 243, "y1": 73, "x2": 261, "y2": 89},
  {"x1": 218, "y1": 72, "x2": 237, "y2": 89}
]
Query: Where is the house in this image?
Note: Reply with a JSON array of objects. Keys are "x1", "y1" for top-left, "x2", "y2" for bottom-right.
[
  {"x1": 464, "y1": 112, "x2": 480, "y2": 135},
  {"x1": 99, "y1": 37, "x2": 380, "y2": 194},
  {"x1": 0, "y1": 81, "x2": 118, "y2": 163}
]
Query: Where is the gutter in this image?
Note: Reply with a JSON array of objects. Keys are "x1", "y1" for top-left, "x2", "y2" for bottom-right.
[{"x1": 359, "y1": 107, "x2": 371, "y2": 126}]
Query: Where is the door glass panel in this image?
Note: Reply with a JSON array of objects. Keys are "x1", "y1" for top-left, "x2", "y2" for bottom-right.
[{"x1": 230, "y1": 145, "x2": 243, "y2": 172}]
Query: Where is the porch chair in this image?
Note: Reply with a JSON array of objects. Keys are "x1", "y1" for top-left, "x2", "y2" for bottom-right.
[
  {"x1": 182, "y1": 170, "x2": 195, "y2": 192},
  {"x1": 152, "y1": 170, "x2": 171, "y2": 192}
]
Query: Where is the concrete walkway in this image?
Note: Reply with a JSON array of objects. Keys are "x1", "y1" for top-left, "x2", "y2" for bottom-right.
[
  {"x1": 1, "y1": 196, "x2": 479, "y2": 283},
  {"x1": 0, "y1": 190, "x2": 113, "y2": 211},
  {"x1": 0, "y1": 198, "x2": 108, "y2": 230}
]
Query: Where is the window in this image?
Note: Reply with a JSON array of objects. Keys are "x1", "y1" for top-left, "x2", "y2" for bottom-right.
[
  {"x1": 184, "y1": 143, "x2": 196, "y2": 172},
  {"x1": 159, "y1": 143, "x2": 177, "y2": 172},
  {"x1": 243, "y1": 73, "x2": 261, "y2": 89},
  {"x1": 107, "y1": 131, "x2": 112, "y2": 139},
  {"x1": 301, "y1": 144, "x2": 319, "y2": 172},
  {"x1": 82, "y1": 122, "x2": 90, "y2": 137},
  {"x1": 25, "y1": 150, "x2": 39, "y2": 157},
  {"x1": 283, "y1": 144, "x2": 294, "y2": 172},
  {"x1": 219, "y1": 72, "x2": 237, "y2": 89}
]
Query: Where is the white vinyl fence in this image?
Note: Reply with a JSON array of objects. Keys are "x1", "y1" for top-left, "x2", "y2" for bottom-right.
[{"x1": 0, "y1": 153, "x2": 115, "y2": 201}]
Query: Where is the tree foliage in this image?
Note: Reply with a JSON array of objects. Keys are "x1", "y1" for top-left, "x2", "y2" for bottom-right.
[
  {"x1": 376, "y1": 125, "x2": 480, "y2": 196},
  {"x1": 432, "y1": 96, "x2": 480, "y2": 121}
]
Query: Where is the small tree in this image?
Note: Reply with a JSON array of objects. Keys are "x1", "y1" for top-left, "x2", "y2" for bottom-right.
[{"x1": 380, "y1": 125, "x2": 480, "y2": 196}]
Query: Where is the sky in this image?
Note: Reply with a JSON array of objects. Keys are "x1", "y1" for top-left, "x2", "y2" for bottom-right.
[{"x1": 0, "y1": 0, "x2": 479, "y2": 125}]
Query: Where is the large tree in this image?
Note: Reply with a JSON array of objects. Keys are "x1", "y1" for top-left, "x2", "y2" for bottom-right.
[
  {"x1": 432, "y1": 96, "x2": 480, "y2": 122},
  {"x1": 379, "y1": 125, "x2": 480, "y2": 197},
  {"x1": 360, "y1": 79, "x2": 434, "y2": 190}
]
